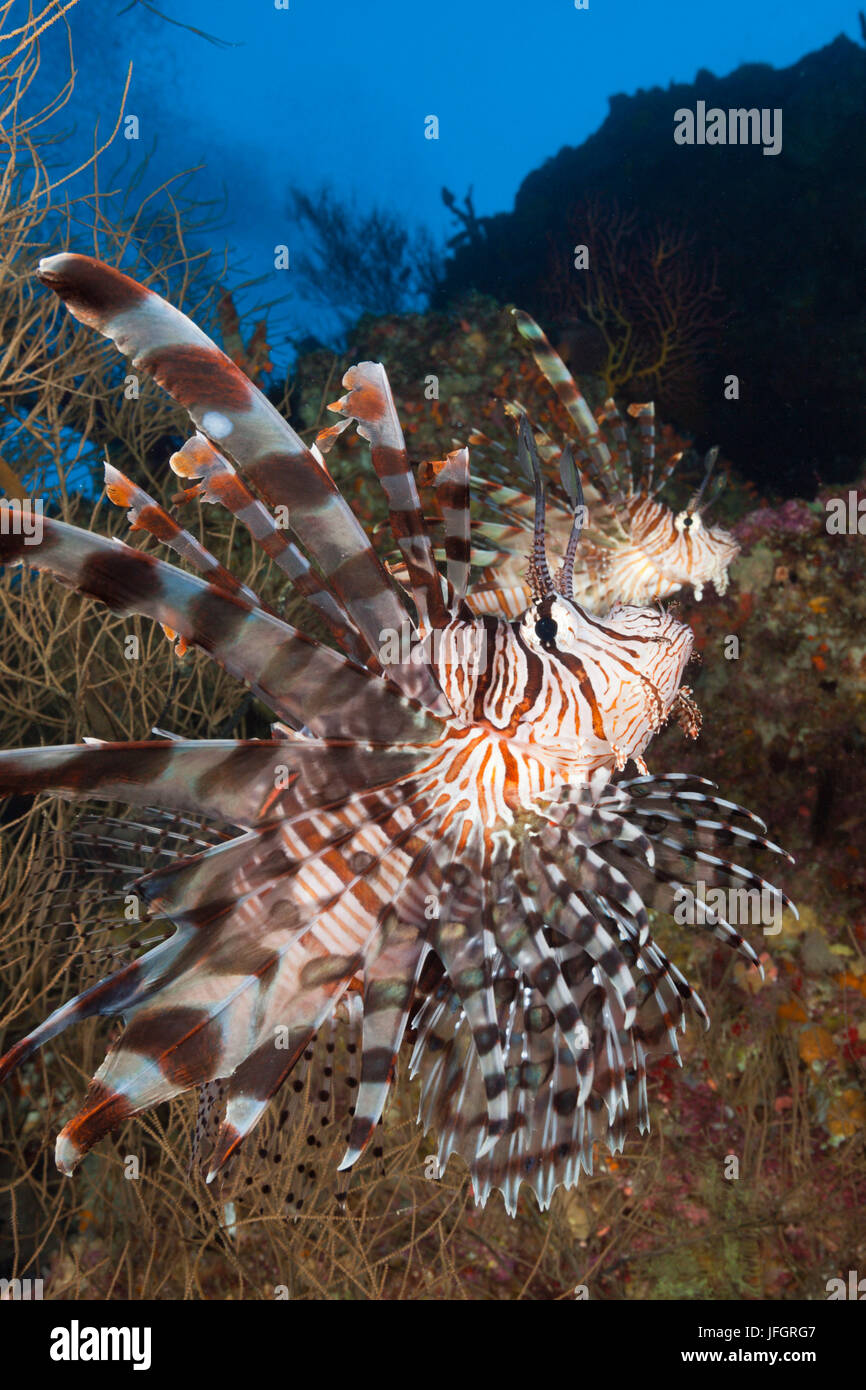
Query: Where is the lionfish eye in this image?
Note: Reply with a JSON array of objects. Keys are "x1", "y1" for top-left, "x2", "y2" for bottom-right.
[
  {"x1": 535, "y1": 614, "x2": 558, "y2": 647},
  {"x1": 683, "y1": 516, "x2": 694, "y2": 529}
]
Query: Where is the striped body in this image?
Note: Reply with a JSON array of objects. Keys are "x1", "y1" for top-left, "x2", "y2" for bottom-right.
[
  {"x1": 433, "y1": 603, "x2": 692, "y2": 773},
  {"x1": 0, "y1": 256, "x2": 791, "y2": 1214}
]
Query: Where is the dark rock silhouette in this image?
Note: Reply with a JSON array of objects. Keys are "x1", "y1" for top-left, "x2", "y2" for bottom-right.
[{"x1": 435, "y1": 36, "x2": 866, "y2": 496}]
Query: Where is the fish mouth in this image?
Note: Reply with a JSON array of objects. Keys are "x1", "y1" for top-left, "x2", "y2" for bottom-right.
[
  {"x1": 672, "y1": 539, "x2": 739, "y2": 597},
  {"x1": 708, "y1": 532, "x2": 741, "y2": 565}
]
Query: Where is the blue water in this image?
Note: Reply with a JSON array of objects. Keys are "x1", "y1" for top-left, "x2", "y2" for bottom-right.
[{"x1": 29, "y1": 0, "x2": 860, "y2": 359}]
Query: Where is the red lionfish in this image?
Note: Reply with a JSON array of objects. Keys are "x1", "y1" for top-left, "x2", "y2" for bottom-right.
[
  {"x1": 437, "y1": 310, "x2": 740, "y2": 624},
  {"x1": 0, "y1": 255, "x2": 793, "y2": 1215}
]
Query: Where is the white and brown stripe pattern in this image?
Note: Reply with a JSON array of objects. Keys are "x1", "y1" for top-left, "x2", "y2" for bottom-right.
[
  {"x1": 36, "y1": 254, "x2": 447, "y2": 712},
  {"x1": 0, "y1": 256, "x2": 792, "y2": 1216},
  {"x1": 429, "y1": 309, "x2": 740, "y2": 618}
]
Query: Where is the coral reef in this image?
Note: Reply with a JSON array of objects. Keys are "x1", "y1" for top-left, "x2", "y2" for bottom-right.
[{"x1": 2, "y1": 291, "x2": 863, "y2": 1299}]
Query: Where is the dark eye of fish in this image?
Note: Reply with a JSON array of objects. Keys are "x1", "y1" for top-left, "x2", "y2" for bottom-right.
[
  {"x1": 683, "y1": 515, "x2": 694, "y2": 529},
  {"x1": 535, "y1": 614, "x2": 558, "y2": 647}
]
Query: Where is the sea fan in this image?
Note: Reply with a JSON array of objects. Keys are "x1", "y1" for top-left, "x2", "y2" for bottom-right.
[{"x1": 0, "y1": 255, "x2": 792, "y2": 1214}]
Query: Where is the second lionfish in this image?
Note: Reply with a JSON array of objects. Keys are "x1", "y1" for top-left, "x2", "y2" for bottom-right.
[
  {"x1": 0, "y1": 255, "x2": 792, "y2": 1214},
  {"x1": 430, "y1": 308, "x2": 739, "y2": 623}
]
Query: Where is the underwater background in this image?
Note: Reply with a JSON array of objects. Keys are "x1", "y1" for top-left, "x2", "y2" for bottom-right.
[{"x1": 0, "y1": 0, "x2": 864, "y2": 1300}]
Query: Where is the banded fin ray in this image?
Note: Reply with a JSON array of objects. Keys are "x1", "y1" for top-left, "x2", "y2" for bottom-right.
[
  {"x1": 169, "y1": 433, "x2": 374, "y2": 668},
  {"x1": 36, "y1": 253, "x2": 447, "y2": 712},
  {"x1": 330, "y1": 362, "x2": 450, "y2": 631},
  {"x1": 0, "y1": 510, "x2": 442, "y2": 743}
]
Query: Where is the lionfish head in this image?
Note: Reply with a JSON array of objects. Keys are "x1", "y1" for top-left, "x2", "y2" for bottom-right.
[{"x1": 668, "y1": 447, "x2": 740, "y2": 599}]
